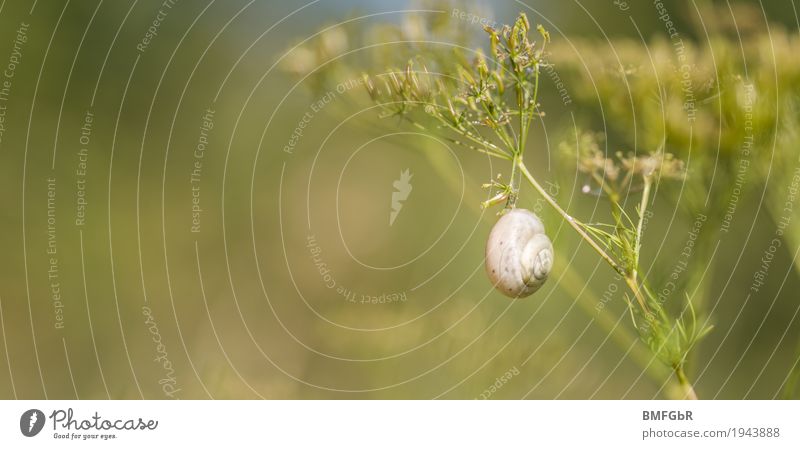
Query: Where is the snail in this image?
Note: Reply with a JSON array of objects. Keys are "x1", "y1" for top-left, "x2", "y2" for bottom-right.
[{"x1": 485, "y1": 208, "x2": 554, "y2": 298}]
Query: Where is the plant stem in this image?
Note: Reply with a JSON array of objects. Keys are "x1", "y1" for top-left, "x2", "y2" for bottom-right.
[
  {"x1": 624, "y1": 276, "x2": 650, "y2": 316},
  {"x1": 675, "y1": 365, "x2": 698, "y2": 400},
  {"x1": 634, "y1": 176, "x2": 653, "y2": 286},
  {"x1": 520, "y1": 158, "x2": 655, "y2": 319},
  {"x1": 619, "y1": 177, "x2": 654, "y2": 316},
  {"x1": 517, "y1": 160, "x2": 622, "y2": 274}
]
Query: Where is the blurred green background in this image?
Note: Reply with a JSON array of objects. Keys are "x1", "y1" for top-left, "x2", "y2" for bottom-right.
[{"x1": 0, "y1": 0, "x2": 798, "y2": 399}]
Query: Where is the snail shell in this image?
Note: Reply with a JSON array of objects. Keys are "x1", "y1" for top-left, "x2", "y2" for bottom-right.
[{"x1": 485, "y1": 208, "x2": 554, "y2": 298}]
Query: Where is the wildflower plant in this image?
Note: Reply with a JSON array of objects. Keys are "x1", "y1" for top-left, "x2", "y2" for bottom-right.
[
  {"x1": 280, "y1": 3, "x2": 717, "y2": 398},
  {"x1": 361, "y1": 13, "x2": 706, "y2": 398}
]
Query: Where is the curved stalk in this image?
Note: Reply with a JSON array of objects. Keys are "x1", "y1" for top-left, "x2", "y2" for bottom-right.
[{"x1": 517, "y1": 160, "x2": 622, "y2": 274}]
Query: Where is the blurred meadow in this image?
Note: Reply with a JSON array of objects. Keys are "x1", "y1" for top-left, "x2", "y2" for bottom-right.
[{"x1": 0, "y1": 0, "x2": 798, "y2": 399}]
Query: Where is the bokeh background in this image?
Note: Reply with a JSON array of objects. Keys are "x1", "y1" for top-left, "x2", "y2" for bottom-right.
[{"x1": 0, "y1": 0, "x2": 798, "y2": 399}]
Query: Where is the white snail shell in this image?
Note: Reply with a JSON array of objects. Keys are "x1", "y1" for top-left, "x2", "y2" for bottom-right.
[{"x1": 485, "y1": 208, "x2": 554, "y2": 298}]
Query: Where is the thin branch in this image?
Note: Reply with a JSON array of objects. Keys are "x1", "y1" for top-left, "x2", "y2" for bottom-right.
[{"x1": 517, "y1": 160, "x2": 623, "y2": 275}]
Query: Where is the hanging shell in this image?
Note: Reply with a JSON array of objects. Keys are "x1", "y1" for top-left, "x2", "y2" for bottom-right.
[{"x1": 485, "y1": 208, "x2": 554, "y2": 298}]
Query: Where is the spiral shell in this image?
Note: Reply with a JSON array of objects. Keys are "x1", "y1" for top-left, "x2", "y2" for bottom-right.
[{"x1": 485, "y1": 208, "x2": 554, "y2": 298}]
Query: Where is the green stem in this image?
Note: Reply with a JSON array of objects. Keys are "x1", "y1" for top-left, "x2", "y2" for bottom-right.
[
  {"x1": 634, "y1": 176, "x2": 653, "y2": 285},
  {"x1": 522, "y1": 158, "x2": 656, "y2": 325},
  {"x1": 624, "y1": 276, "x2": 650, "y2": 317},
  {"x1": 675, "y1": 365, "x2": 699, "y2": 400},
  {"x1": 517, "y1": 160, "x2": 622, "y2": 274}
]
